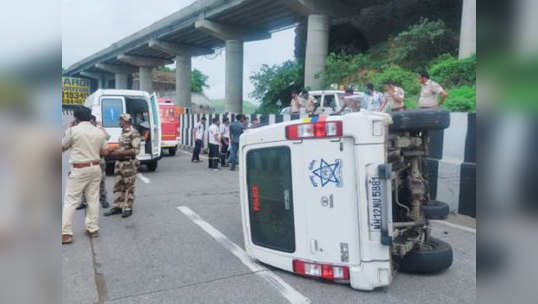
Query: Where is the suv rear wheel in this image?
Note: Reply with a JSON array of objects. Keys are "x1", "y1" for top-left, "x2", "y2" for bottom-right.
[
  {"x1": 390, "y1": 109, "x2": 450, "y2": 132},
  {"x1": 397, "y1": 237, "x2": 453, "y2": 274}
]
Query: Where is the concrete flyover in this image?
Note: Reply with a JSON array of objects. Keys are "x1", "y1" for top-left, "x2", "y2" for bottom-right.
[
  {"x1": 65, "y1": 0, "x2": 475, "y2": 111},
  {"x1": 63, "y1": 0, "x2": 375, "y2": 112}
]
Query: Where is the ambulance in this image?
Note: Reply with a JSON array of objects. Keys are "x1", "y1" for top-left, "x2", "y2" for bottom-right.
[
  {"x1": 85, "y1": 89, "x2": 162, "y2": 173},
  {"x1": 239, "y1": 109, "x2": 453, "y2": 290}
]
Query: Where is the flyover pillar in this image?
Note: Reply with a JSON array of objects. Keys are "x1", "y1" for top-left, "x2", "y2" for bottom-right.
[
  {"x1": 176, "y1": 54, "x2": 192, "y2": 108},
  {"x1": 225, "y1": 40, "x2": 243, "y2": 113},
  {"x1": 304, "y1": 14, "x2": 330, "y2": 90},
  {"x1": 459, "y1": 0, "x2": 476, "y2": 59},
  {"x1": 114, "y1": 73, "x2": 129, "y2": 89},
  {"x1": 139, "y1": 67, "x2": 153, "y2": 93}
]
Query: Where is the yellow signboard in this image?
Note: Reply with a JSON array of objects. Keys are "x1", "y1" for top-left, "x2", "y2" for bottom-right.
[{"x1": 62, "y1": 76, "x2": 91, "y2": 105}]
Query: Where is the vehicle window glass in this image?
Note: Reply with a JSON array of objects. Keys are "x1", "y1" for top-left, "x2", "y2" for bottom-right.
[
  {"x1": 325, "y1": 95, "x2": 336, "y2": 110},
  {"x1": 101, "y1": 98, "x2": 123, "y2": 128},
  {"x1": 246, "y1": 146, "x2": 295, "y2": 253}
]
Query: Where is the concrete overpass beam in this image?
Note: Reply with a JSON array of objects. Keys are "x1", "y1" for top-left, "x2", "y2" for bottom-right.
[
  {"x1": 114, "y1": 73, "x2": 129, "y2": 89},
  {"x1": 117, "y1": 54, "x2": 173, "y2": 67},
  {"x1": 148, "y1": 39, "x2": 213, "y2": 56},
  {"x1": 148, "y1": 39, "x2": 213, "y2": 107},
  {"x1": 195, "y1": 19, "x2": 251, "y2": 113},
  {"x1": 80, "y1": 71, "x2": 107, "y2": 89},
  {"x1": 285, "y1": 0, "x2": 351, "y2": 17},
  {"x1": 139, "y1": 67, "x2": 153, "y2": 93},
  {"x1": 175, "y1": 54, "x2": 192, "y2": 108},
  {"x1": 194, "y1": 19, "x2": 270, "y2": 42},
  {"x1": 94, "y1": 63, "x2": 136, "y2": 89},
  {"x1": 304, "y1": 14, "x2": 330, "y2": 90},
  {"x1": 225, "y1": 40, "x2": 243, "y2": 113},
  {"x1": 117, "y1": 54, "x2": 173, "y2": 93},
  {"x1": 459, "y1": 0, "x2": 476, "y2": 59}
]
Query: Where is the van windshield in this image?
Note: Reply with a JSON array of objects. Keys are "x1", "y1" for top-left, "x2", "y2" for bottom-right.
[
  {"x1": 101, "y1": 98, "x2": 123, "y2": 128},
  {"x1": 246, "y1": 146, "x2": 295, "y2": 253}
]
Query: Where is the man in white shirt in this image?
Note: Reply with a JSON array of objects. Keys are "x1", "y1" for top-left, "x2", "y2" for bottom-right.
[
  {"x1": 219, "y1": 117, "x2": 230, "y2": 167},
  {"x1": 362, "y1": 83, "x2": 384, "y2": 111},
  {"x1": 207, "y1": 118, "x2": 220, "y2": 170},
  {"x1": 191, "y1": 116, "x2": 206, "y2": 162},
  {"x1": 418, "y1": 71, "x2": 448, "y2": 108}
]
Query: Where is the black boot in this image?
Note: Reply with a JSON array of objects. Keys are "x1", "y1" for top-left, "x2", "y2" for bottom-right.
[
  {"x1": 121, "y1": 210, "x2": 133, "y2": 218},
  {"x1": 76, "y1": 203, "x2": 87, "y2": 210},
  {"x1": 104, "y1": 208, "x2": 122, "y2": 216},
  {"x1": 101, "y1": 201, "x2": 110, "y2": 209}
]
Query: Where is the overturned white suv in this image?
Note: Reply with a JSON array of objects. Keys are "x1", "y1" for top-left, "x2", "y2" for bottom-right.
[{"x1": 238, "y1": 109, "x2": 452, "y2": 290}]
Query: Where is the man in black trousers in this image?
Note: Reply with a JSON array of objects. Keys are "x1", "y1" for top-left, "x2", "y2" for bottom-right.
[{"x1": 191, "y1": 116, "x2": 206, "y2": 162}]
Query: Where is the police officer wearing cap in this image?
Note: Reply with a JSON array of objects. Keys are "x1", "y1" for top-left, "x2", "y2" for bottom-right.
[{"x1": 104, "y1": 113, "x2": 141, "y2": 218}]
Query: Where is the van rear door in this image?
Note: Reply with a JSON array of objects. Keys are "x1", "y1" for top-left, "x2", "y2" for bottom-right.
[
  {"x1": 294, "y1": 137, "x2": 360, "y2": 265},
  {"x1": 149, "y1": 93, "x2": 161, "y2": 158},
  {"x1": 100, "y1": 96, "x2": 125, "y2": 145},
  {"x1": 246, "y1": 145, "x2": 295, "y2": 253}
]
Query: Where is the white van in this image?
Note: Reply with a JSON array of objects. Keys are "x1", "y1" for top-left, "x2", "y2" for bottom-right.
[
  {"x1": 85, "y1": 89, "x2": 161, "y2": 172},
  {"x1": 239, "y1": 110, "x2": 453, "y2": 291}
]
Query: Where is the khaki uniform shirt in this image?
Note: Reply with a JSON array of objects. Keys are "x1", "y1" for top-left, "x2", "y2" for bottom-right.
[
  {"x1": 419, "y1": 80, "x2": 444, "y2": 108},
  {"x1": 290, "y1": 97, "x2": 303, "y2": 113},
  {"x1": 383, "y1": 86, "x2": 405, "y2": 111},
  {"x1": 63, "y1": 121, "x2": 108, "y2": 164}
]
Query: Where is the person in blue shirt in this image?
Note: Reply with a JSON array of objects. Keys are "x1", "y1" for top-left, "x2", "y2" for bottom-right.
[{"x1": 228, "y1": 114, "x2": 246, "y2": 171}]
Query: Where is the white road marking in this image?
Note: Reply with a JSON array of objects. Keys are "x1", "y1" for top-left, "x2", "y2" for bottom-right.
[
  {"x1": 176, "y1": 206, "x2": 311, "y2": 304},
  {"x1": 137, "y1": 173, "x2": 151, "y2": 184},
  {"x1": 431, "y1": 220, "x2": 476, "y2": 234}
]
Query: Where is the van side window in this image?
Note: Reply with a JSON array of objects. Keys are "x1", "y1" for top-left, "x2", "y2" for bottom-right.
[
  {"x1": 324, "y1": 95, "x2": 336, "y2": 111},
  {"x1": 101, "y1": 98, "x2": 123, "y2": 128}
]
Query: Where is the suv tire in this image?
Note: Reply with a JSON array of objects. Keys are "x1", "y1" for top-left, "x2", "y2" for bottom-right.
[
  {"x1": 422, "y1": 200, "x2": 450, "y2": 219},
  {"x1": 398, "y1": 237, "x2": 453, "y2": 274},
  {"x1": 390, "y1": 109, "x2": 450, "y2": 132}
]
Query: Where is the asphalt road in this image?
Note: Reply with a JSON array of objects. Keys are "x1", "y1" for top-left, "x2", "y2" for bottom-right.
[{"x1": 62, "y1": 150, "x2": 476, "y2": 304}]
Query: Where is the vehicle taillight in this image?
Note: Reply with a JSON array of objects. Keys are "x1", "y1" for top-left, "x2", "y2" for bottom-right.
[
  {"x1": 293, "y1": 259, "x2": 349, "y2": 282},
  {"x1": 286, "y1": 121, "x2": 342, "y2": 140}
]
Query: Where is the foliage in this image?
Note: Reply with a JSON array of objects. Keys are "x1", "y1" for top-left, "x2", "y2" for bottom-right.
[
  {"x1": 210, "y1": 99, "x2": 258, "y2": 114},
  {"x1": 322, "y1": 53, "x2": 369, "y2": 88},
  {"x1": 442, "y1": 86, "x2": 476, "y2": 112},
  {"x1": 370, "y1": 64, "x2": 422, "y2": 95},
  {"x1": 429, "y1": 54, "x2": 476, "y2": 88},
  {"x1": 249, "y1": 60, "x2": 304, "y2": 114},
  {"x1": 388, "y1": 18, "x2": 457, "y2": 68},
  {"x1": 191, "y1": 69, "x2": 209, "y2": 93}
]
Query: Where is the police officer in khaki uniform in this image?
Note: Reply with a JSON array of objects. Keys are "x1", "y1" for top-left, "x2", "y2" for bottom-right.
[
  {"x1": 62, "y1": 107, "x2": 109, "y2": 244},
  {"x1": 104, "y1": 113, "x2": 141, "y2": 218},
  {"x1": 77, "y1": 115, "x2": 111, "y2": 209}
]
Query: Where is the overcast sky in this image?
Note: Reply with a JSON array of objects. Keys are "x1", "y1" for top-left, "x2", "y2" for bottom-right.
[{"x1": 62, "y1": 0, "x2": 295, "y2": 101}]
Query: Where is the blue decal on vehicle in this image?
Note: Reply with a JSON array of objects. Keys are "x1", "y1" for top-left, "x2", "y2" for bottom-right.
[{"x1": 309, "y1": 158, "x2": 343, "y2": 187}]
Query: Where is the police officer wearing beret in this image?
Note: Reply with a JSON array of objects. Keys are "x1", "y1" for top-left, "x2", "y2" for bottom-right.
[{"x1": 104, "y1": 113, "x2": 141, "y2": 218}]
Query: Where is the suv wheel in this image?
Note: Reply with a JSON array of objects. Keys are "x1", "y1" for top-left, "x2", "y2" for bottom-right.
[
  {"x1": 390, "y1": 109, "x2": 450, "y2": 132},
  {"x1": 422, "y1": 200, "x2": 450, "y2": 219},
  {"x1": 397, "y1": 237, "x2": 453, "y2": 274}
]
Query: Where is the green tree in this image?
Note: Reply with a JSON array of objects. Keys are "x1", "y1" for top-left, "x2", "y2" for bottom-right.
[
  {"x1": 191, "y1": 69, "x2": 209, "y2": 93},
  {"x1": 249, "y1": 60, "x2": 304, "y2": 113}
]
